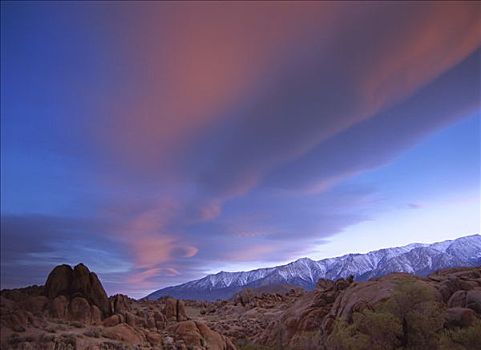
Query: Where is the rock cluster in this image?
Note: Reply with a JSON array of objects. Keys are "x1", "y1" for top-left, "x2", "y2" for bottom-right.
[
  {"x1": 45, "y1": 263, "x2": 111, "y2": 318},
  {"x1": 430, "y1": 267, "x2": 481, "y2": 329},
  {"x1": 2, "y1": 264, "x2": 481, "y2": 350},
  {"x1": 1, "y1": 263, "x2": 237, "y2": 350},
  {"x1": 195, "y1": 267, "x2": 481, "y2": 349},
  {"x1": 254, "y1": 276, "x2": 354, "y2": 348}
]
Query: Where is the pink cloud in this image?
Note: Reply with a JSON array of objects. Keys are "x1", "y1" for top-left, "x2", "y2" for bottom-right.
[
  {"x1": 104, "y1": 199, "x2": 199, "y2": 285},
  {"x1": 198, "y1": 200, "x2": 222, "y2": 221},
  {"x1": 227, "y1": 244, "x2": 277, "y2": 262},
  {"x1": 359, "y1": 3, "x2": 481, "y2": 117},
  {"x1": 127, "y1": 267, "x2": 181, "y2": 288}
]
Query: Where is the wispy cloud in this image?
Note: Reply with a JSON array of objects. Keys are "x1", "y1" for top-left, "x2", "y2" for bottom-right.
[{"x1": 1, "y1": 2, "x2": 479, "y2": 296}]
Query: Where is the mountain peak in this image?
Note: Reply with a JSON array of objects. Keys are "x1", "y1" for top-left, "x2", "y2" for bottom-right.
[{"x1": 146, "y1": 234, "x2": 481, "y2": 301}]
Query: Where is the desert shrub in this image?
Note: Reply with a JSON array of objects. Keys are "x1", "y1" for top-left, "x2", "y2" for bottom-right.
[
  {"x1": 328, "y1": 319, "x2": 370, "y2": 350},
  {"x1": 328, "y1": 279, "x2": 445, "y2": 350},
  {"x1": 439, "y1": 319, "x2": 481, "y2": 350},
  {"x1": 289, "y1": 330, "x2": 324, "y2": 350},
  {"x1": 328, "y1": 310, "x2": 402, "y2": 350},
  {"x1": 354, "y1": 309, "x2": 403, "y2": 349},
  {"x1": 382, "y1": 279, "x2": 444, "y2": 349}
]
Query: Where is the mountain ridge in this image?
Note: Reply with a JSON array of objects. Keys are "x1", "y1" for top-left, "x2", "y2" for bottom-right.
[{"x1": 146, "y1": 234, "x2": 481, "y2": 301}]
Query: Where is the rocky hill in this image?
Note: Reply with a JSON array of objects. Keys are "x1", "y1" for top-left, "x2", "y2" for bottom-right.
[
  {"x1": 147, "y1": 234, "x2": 481, "y2": 301},
  {"x1": 0, "y1": 263, "x2": 235, "y2": 350},
  {"x1": 1, "y1": 263, "x2": 481, "y2": 349}
]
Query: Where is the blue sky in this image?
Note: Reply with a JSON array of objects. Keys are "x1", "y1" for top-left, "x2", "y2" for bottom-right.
[{"x1": 1, "y1": 2, "x2": 480, "y2": 298}]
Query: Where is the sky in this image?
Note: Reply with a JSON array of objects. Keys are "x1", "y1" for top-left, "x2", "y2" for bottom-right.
[{"x1": 1, "y1": 1, "x2": 480, "y2": 298}]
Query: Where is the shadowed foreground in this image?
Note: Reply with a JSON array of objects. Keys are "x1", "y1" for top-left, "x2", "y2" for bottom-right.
[{"x1": 1, "y1": 264, "x2": 480, "y2": 349}]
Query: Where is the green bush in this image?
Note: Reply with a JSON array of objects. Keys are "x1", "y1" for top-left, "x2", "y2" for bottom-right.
[
  {"x1": 328, "y1": 279, "x2": 447, "y2": 350},
  {"x1": 328, "y1": 309, "x2": 402, "y2": 350},
  {"x1": 381, "y1": 279, "x2": 444, "y2": 349}
]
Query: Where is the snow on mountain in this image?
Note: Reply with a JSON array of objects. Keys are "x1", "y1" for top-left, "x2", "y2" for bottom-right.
[{"x1": 146, "y1": 234, "x2": 481, "y2": 301}]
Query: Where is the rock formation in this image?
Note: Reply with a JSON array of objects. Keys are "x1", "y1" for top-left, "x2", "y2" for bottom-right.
[
  {"x1": 44, "y1": 263, "x2": 111, "y2": 317},
  {"x1": 2, "y1": 264, "x2": 481, "y2": 349},
  {"x1": 1, "y1": 263, "x2": 237, "y2": 350}
]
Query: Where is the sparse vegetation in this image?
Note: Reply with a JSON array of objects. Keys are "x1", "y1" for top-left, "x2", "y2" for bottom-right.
[
  {"x1": 289, "y1": 330, "x2": 324, "y2": 350},
  {"x1": 439, "y1": 319, "x2": 481, "y2": 350},
  {"x1": 328, "y1": 279, "x2": 456, "y2": 350},
  {"x1": 236, "y1": 339, "x2": 276, "y2": 350},
  {"x1": 2, "y1": 264, "x2": 480, "y2": 350}
]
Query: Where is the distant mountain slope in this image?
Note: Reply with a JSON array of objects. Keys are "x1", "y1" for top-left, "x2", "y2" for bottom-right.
[{"x1": 146, "y1": 234, "x2": 481, "y2": 301}]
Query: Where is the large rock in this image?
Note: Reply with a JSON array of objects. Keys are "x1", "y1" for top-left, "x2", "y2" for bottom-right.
[
  {"x1": 316, "y1": 279, "x2": 335, "y2": 291},
  {"x1": 101, "y1": 323, "x2": 144, "y2": 344},
  {"x1": 91, "y1": 305, "x2": 102, "y2": 325},
  {"x1": 465, "y1": 290, "x2": 481, "y2": 314},
  {"x1": 257, "y1": 273, "x2": 438, "y2": 349},
  {"x1": 44, "y1": 263, "x2": 111, "y2": 317},
  {"x1": 168, "y1": 320, "x2": 236, "y2": 350},
  {"x1": 44, "y1": 264, "x2": 73, "y2": 299},
  {"x1": 163, "y1": 297, "x2": 189, "y2": 322},
  {"x1": 110, "y1": 294, "x2": 131, "y2": 315},
  {"x1": 49, "y1": 295, "x2": 69, "y2": 318},
  {"x1": 256, "y1": 286, "x2": 334, "y2": 347},
  {"x1": 445, "y1": 307, "x2": 476, "y2": 328},
  {"x1": 68, "y1": 297, "x2": 92, "y2": 323},
  {"x1": 448, "y1": 290, "x2": 467, "y2": 308},
  {"x1": 233, "y1": 289, "x2": 255, "y2": 307},
  {"x1": 71, "y1": 264, "x2": 111, "y2": 316},
  {"x1": 102, "y1": 314, "x2": 124, "y2": 327},
  {"x1": 328, "y1": 274, "x2": 439, "y2": 323}
]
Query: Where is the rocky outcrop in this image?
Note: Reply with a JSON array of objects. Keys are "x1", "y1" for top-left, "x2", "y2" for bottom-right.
[
  {"x1": 254, "y1": 276, "x2": 354, "y2": 348},
  {"x1": 168, "y1": 320, "x2": 236, "y2": 350},
  {"x1": 101, "y1": 323, "x2": 144, "y2": 344},
  {"x1": 68, "y1": 297, "x2": 92, "y2": 324},
  {"x1": 102, "y1": 314, "x2": 124, "y2": 327},
  {"x1": 466, "y1": 289, "x2": 481, "y2": 313},
  {"x1": 44, "y1": 264, "x2": 73, "y2": 299},
  {"x1": 230, "y1": 268, "x2": 481, "y2": 349},
  {"x1": 445, "y1": 307, "x2": 476, "y2": 328},
  {"x1": 327, "y1": 274, "x2": 439, "y2": 323},
  {"x1": 110, "y1": 294, "x2": 131, "y2": 315},
  {"x1": 1, "y1": 263, "x2": 237, "y2": 350},
  {"x1": 49, "y1": 295, "x2": 68, "y2": 318},
  {"x1": 3, "y1": 263, "x2": 481, "y2": 350},
  {"x1": 163, "y1": 297, "x2": 189, "y2": 322},
  {"x1": 44, "y1": 263, "x2": 111, "y2": 317},
  {"x1": 233, "y1": 288, "x2": 255, "y2": 307},
  {"x1": 429, "y1": 267, "x2": 481, "y2": 302}
]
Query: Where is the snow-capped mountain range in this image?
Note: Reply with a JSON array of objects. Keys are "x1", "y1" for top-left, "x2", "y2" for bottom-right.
[{"x1": 146, "y1": 234, "x2": 481, "y2": 301}]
